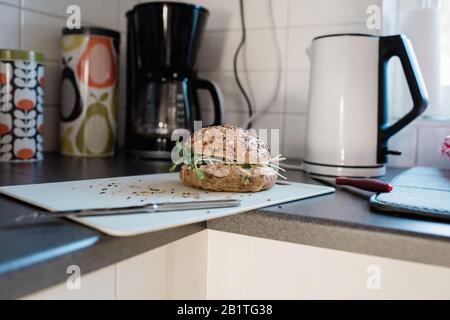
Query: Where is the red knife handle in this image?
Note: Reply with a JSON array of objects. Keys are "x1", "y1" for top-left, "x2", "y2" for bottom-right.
[{"x1": 335, "y1": 177, "x2": 393, "y2": 193}]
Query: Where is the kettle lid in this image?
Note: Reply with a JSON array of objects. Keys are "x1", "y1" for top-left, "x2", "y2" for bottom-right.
[{"x1": 313, "y1": 33, "x2": 379, "y2": 41}]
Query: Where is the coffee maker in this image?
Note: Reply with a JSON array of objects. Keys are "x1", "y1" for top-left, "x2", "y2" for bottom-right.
[{"x1": 126, "y1": 2, "x2": 223, "y2": 159}]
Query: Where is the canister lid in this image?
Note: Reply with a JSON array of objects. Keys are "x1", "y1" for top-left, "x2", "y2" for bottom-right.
[
  {"x1": 0, "y1": 49, "x2": 45, "y2": 63},
  {"x1": 62, "y1": 27, "x2": 121, "y2": 40}
]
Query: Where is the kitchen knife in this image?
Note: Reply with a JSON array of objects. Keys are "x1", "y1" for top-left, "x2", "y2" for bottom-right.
[{"x1": 15, "y1": 199, "x2": 242, "y2": 222}]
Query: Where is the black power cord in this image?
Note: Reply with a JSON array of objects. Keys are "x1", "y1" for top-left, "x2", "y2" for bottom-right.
[{"x1": 233, "y1": 0, "x2": 253, "y2": 129}]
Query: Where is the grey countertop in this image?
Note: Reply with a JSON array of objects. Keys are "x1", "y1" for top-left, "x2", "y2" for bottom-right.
[
  {"x1": 209, "y1": 169, "x2": 450, "y2": 268},
  {"x1": 0, "y1": 154, "x2": 449, "y2": 299},
  {"x1": 0, "y1": 154, "x2": 205, "y2": 299}
]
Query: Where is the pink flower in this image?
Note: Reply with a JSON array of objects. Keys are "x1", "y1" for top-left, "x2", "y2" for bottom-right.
[{"x1": 440, "y1": 136, "x2": 450, "y2": 159}]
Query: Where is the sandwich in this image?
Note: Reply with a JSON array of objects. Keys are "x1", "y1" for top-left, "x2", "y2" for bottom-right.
[{"x1": 170, "y1": 125, "x2": 285, "y2": 192}]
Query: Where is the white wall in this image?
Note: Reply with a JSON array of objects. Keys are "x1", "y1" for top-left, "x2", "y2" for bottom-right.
[{"x1": 0, "y1": 0, "x2": 448, "y2": 168}]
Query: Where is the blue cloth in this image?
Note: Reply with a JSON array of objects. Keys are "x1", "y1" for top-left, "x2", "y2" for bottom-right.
[{"x1": 373, "y1": 167, "x2": 450, "y2": 216}]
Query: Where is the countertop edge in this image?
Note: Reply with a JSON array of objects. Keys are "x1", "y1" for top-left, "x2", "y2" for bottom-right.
[
  {"x1": 0, "y1": 222, "x2": 205, "y2": 300},
  {"x1": 5, "y1": 210, "x2": 450, "y2": 299},
  {"x1": 207, "y1": 211, "x2": 450, "y2": 269}
]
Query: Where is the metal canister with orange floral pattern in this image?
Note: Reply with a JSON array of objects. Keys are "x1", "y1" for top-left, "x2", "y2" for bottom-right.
[{"x1": 0, "y1": 49, "x2": 45, "y2": 162}]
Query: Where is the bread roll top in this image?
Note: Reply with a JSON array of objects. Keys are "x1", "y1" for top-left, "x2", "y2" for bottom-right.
[{"x1": 186, "y1": 125, "x2": 272, "y2": 164}]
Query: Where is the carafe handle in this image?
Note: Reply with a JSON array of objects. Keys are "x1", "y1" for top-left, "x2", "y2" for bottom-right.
[
  {"x1": 194, "y1": 79, "x2": 224, "y2": 126},
  {"x1": 378, "y1": 35, "x2": 428, "y2": 163}
]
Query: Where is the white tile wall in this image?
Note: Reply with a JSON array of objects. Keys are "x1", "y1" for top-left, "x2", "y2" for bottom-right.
[
  {"x1": 0, "y1": 0, "x2": 448, "y2": 169},
  {"x1": 0, "y1": 4, "x2": 20, "y2": 48},
  {"x1": 417, "y1": 123, "x2": 450, "y2": 169},
  {"x1": 196, "y1": 0, "x2": 380, "y2": 160},
  {"x1": 288, "y1": 0, "x2": 372, "y2": 26},
  {"x1": 283, "y1": 113, "x2": 307, "y2": 160},
  {"x1": 387, "y1": 125, "x2": 418, "y2": 168},
  {"x1": 0, "y1": 0, "x2": 20, "y2": 6},
  {"x1": 285, "y1": 71, "x2": 309, "y2": 114}
]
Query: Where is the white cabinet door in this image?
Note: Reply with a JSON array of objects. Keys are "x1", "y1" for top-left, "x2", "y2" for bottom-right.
[
  {"x1": 23, "y1": 231, "x2": 208, "y2": 300},
  {"x1": 207, "y1": 230, "x2": 450, "y2": 299},
  {"x1": 116, "y1": 230, "x2": 208, "y2": 300},
  {"x1": 25, "y1": 229, "x2": 450, "y2": 299},
  {"x1": 166, "y1": 230, "x2": 208, "y2": 299},
  {"x1": 117, "y1": 230, "x2": 208, "y2": 299},
  {"x1": 116, "y1": 245, "x2": 169, "y2": 300}
]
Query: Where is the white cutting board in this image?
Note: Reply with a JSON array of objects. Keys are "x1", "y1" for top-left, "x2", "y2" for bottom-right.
[{"x1": 0, "y1": 173, "x2": 334, "y2": 237}]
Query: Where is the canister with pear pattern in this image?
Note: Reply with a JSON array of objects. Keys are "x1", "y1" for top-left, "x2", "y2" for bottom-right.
[
  {"x1": 60, "y1": 27, "x2": 120, "y2": 157},
  {"x1": 0, "y1": 49, "x2": 45, "y2": 162}
]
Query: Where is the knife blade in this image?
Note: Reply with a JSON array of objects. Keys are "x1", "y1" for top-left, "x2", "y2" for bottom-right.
[{"x1": 14, "y1": 199, "x2": 242, "y2": 222}]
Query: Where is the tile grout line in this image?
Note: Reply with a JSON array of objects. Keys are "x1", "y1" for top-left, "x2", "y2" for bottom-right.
[
  {"x1": 0, "y1": 0, "x2": 19, "y2": 8},
  {"x1": 115, "y1": 0, "x2": 121, "y2": 32},
  {"x1": 414, "y1": 125, "x2": 420, "y2": 166},
  {"x1": 203, "y1": 21, "x2": 367, "y2": 33},
  {"x1": 16, "y1": 4, "x2": 67, "y2": 21},
  {"x1": 281, "y1": 0, "x2": 291, "y2": 154},
  {"x1": 18, "y1": 0, "x2": 23, "y2": 50}
]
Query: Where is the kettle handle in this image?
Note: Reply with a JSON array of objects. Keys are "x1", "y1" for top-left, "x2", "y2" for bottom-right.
[
  {"x1": 378, "y1": 35, "x2": 428, "y2": 163},
  {"x1": 193, "y1": 79, "x2": 224, "y2": 126}
]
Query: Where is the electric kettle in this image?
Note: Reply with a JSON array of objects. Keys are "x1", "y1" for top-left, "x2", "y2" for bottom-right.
[{"x1": 304, "y1": 34, "x2": 428, "y2": 177}]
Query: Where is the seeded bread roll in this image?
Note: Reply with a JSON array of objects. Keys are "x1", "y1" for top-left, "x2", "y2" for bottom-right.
[
  {"x1": 178, "y1": 126, "x2": 278, "y2": 193},
  {"x1": 180, "y1": 164, "x2": 277, "y2": 193},
  {"x1": 188, "y1": 125, "x2": 272, "y2": 164}
]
